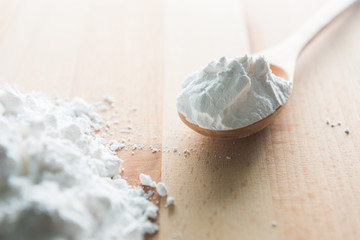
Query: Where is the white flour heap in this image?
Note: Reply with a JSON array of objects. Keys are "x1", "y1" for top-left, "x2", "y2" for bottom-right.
[
  {"x1": 0, "y1": 84, "x2": 158, "y2": 240},
  {"x1": 176, "y1": 55, "x2": 292, "y2": 130}
]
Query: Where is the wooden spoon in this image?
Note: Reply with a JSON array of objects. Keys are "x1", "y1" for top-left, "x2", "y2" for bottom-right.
[{"x1": 178, "y1": 0, "x2": 358, "y2": 139}]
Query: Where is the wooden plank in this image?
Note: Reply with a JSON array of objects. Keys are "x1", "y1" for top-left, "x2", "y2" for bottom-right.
[
  {"x1": 243, "y1": 1, "x2": 360, "y2": 239},
  {"x1": 159, "y1": 1, "x2": 280, "y2": 239},
  {"x1": 161, "y1": 0, "x2": 360, "y2": 239},
  {"x1": 2, "y1": 0, "x2": 360, "y2": 239}
]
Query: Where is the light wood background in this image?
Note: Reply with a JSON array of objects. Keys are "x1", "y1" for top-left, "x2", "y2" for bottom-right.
[{"x1": 1, "y1": 0, "x2": 360, "y2": 240}]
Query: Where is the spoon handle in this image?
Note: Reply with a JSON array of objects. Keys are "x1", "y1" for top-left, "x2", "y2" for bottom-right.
[
  {"x1": 287, "y1": 0, "x2": 357, "y2": 57},
  {"x1": 261, "y1": 0, "x2": 358, "y2": 79}
]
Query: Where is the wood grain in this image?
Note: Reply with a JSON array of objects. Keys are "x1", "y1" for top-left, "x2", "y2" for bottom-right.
[
  {"x1": 243, "y1": 1, "x2": 360, "y2": 239},
  {"x1": 160, "y1": 1, "x2": 277, "y2": 240},
  {"x1": 160, "y1": 1, "x2": 360, "y2": 240},
  {"x1": 1, "y1": 0, "x2": 360, "y2": 240}
]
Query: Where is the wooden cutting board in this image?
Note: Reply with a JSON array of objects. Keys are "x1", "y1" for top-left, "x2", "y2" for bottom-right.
[
  {"x1": 1, "y1": 0, "x2": 360, "y2": 239},
  {"x1": 160, "y1": 1, "x2": 360, "y2": 240}
]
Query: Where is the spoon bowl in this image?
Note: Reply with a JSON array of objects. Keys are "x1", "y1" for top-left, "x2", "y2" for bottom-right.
[
  {"x1": 178, "y1": 64, "x2": 289, "y2": 139},
  {"x1": 177, "y1": 0, "x2": 357, "y2": 139}
]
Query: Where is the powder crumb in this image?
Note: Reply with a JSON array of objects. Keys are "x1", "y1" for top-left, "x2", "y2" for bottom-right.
[
  {"x1": 156, "y1": 182, "x2": 168, "y2": 197},
  {"x1": 330, "y1": 123, "x2": 335, "y2": 128},
  {"x1": 165, "y1": 196, "x2": 175, "y2": 208},
  {"x1": 103, "y1": 94, "x2": 115, "y2": 105},
  {"x1": 344, "y1": 128, "x2": 350, "y2": 134},
  {"x1": 272, "y1": 221, "x2": 277, "y2": 227},
  {"x1": 93, "y1": 123, "x2": 101, "y2": 131},
  {"x1": 139, "y1": 174, "x2": 156, "y2": 187},
  {"x1": 120, "y1": 129, "x2": 131, "y2": 133},
  {"x1": 132, "y1": 151, "x2": 135, "y2": 155},
  {"x1": 326, "y1": 118, "x2": 330, "y2": 125},
  {"x1": 226, "y1": 156, "x2": 231, "y2": 160},
  {"x1": 95, "y1": 95, "x2": 115, "y2": 111},
  {"x1": 106, "y1": 120, "x2": 112, "y2": 127},
  {"x1": 337, "y1": 121, "x2": 341, "y2": 126}
]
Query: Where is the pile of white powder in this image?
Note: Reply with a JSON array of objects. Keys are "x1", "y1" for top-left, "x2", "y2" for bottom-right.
[
  {"x1": 0, "y1": 84, "x2": 158, "y2": 240},
  {"x1": 176, "y1": 55, "x2": 292, "y2": 130}
]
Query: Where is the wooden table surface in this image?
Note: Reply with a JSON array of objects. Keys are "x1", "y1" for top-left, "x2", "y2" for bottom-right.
[{"x1": 1, "y1": 0, "x2": 360, "y2": 239}]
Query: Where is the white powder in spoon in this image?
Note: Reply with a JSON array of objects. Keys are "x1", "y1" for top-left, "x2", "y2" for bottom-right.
[
  {"x1": 0, "y1": 84, "x2": 158, "y2": 240},
  {"x1": 176, "y1": 55, "x2": 292, "y2": 130}
]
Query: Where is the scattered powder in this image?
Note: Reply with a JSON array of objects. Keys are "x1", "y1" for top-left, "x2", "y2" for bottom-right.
[
  {"x1": 326, "y1": 118, "x2": 330, "y2": 125},
  {"x1": 344, "y1": 128, "x2": 350, "y2": 134},
  {"x1": 156, "y1": 182, "x2": 168, "y2": 197},
  {"x1": 109, "y1": 140, "x2": 120, "y2": 151},
  {"x1": 103, "y1": 94, "x2": 115, "y2": 105},
  {"x1": 0, "y1": 85, "x2": 158, "y2": 240},
  {"x1": 226, "y1": 156, "x2": 232, "y2": 160},
  {"x1": 337, "y1": 121, "x2": 341, "y2": 126},
  {"x1": 144, "y1": 190, "x2": 155, "y2": 200},
  {"x1": 149, "y1": 145, "x2": 160, "y2": 153},
  {"x1": 120, "y1": 129, "x2": 131, "y2": 133},
  {"x1": 176, "y1": 55, "x2": 292, "y2": 130},
  {"x1": 95, "y1": 94, "x2": 115, "y2": 112},
  {"x1": 272, "y1": 221, "x2": 277, "y2": 227},
  {"x1": 139, "y1": 174, "x2": 156, "y2": 187},
  {"x1": 330, "y1": 123, "x2": 335, "y2": 127}
]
